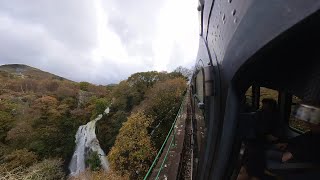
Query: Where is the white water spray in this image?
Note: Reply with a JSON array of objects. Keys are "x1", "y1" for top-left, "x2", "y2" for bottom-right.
[{"x1": 69, "y1": 108, "x2": 110, "y2": 176}]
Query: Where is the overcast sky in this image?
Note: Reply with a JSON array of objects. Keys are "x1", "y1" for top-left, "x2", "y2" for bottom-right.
[{"x1": 0, "y1": 0, "x2": 199, "y2": 85}]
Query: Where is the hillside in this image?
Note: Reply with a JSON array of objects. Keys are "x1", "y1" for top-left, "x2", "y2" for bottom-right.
[
  {"x1": 0, "y1": 64, "x2": 68, "y2": 81},
  {"x1": 0, "y1": 64, "x2": 188, "y2": 179},
  {"x1": 0, "y1": 64, "x2": 110, "y2": 175}
]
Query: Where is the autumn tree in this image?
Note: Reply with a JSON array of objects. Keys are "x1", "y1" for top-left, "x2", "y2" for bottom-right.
[
  {"x1": 97, "y1": 75, "x2": 163, "y2": 155},
  {"x1": 5, "y1": 121, "x2": 33, "y2": 148},
  {"x1": 111, "y1": 80, "x2": 138, "y2": 112},
  {"x1": 30, "y1": 96, "x2": 79, "y2": 158},
  {"x1": 55, "y1": 85, "x2": 77, "y2": 100},
  {"x1": 174, "y1": 66, "x2": 192, "y2": 80},
  {"x1": 108, "y1": 112, "x2": 156, "y2": 179},
  {"x1": 127, "y1": 71, "x2": 162, "y2": 92},
  {"x1": 33, "y1": 96, "x2": 59, "y2": 119},
  {"x1": 139, "y1": 77, "x2": 187, "y2": 149},
  {"x1": 44, "y1": 80, "x2": 60, "y2": 92}
]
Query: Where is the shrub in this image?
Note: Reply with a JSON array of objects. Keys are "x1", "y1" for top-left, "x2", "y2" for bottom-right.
[
  {"x1": 85, "y1": 151, "x2": 101, "y2": 171},
  {"x1": 70, "y1": 169, "x2": 129, "y2": 180},
  {"x1": 0, "y1": 111, "x2": 14, "y2": 142},
  {"x1": 25, "y1": 158, "x2": 65, "y2": 180},
  {"x1": 79, "y1": 82, "x2": 90, "y2": 91},
  {"x1": 2, "y1": 149, "x2": 38, "y2": 170}
]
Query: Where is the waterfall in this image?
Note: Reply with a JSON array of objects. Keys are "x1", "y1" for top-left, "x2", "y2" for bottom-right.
[{"x1": 69, "y1": 108, "x2": 110, "y2": 176}]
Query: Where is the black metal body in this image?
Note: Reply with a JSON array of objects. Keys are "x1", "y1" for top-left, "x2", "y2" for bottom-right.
[{"x1": 191, "y1": 1, "x2": 320, "y2": 179}]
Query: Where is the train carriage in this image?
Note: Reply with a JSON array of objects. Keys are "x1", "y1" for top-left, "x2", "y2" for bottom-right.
[{"x1": 191, "y1": 1, "x2": 320, "y2": 179}]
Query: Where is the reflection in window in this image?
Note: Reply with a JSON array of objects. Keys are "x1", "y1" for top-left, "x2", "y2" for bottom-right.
[
  {"x1": 244, "y1": 86, "x2": 278, "y2": 111},
  {"x1": 289, "y1": 96, "x2": 310, "y2": 133},
  {"x1": 196, "y1": 69, "x2": 204, "y2": 103}
]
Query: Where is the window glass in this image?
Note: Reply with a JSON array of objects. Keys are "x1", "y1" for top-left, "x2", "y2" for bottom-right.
[
  {"x1": 244, "y1": 86, "x2": 253, "y2": 112},
  {"x1": 196, "y1": 69, "x2": 204, "y2": 103},
  {"x1": 289, "y1": 96, "x2": 310, "y2": 133},
  {"x1": 259, "y1": 87, "x2": 278, "y2": 108}
]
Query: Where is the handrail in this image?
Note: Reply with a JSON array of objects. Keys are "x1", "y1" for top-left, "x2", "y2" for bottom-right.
[{"x1": 143, "y1": 94, "x2": 186, "y2": 180}]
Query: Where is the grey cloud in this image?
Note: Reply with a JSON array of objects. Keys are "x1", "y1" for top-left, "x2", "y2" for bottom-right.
[
  {"x1": 0, "y1": 0, "x2": 198, "y2": 84},
  {"x1": 0, "y1": 0, "x2": 98, "y2": 51},
  {"x1": 0, "y1": 0, "x2": 110, "y2": 84},
  {"x1": 103, "y1": 0, "x2": 164, "y2": 59}
]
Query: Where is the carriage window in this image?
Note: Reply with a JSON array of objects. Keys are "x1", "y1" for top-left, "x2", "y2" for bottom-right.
[
  {"x1": 244, "y1": 86, "x2": 254, "y2": 112},
  {"x1": 259, "y1": 87, "x2": 278, "y2": 108},
  {"x1": 289, "y1": 96, "x2": 310, "y2": 133},
  {"x1": 244, "y1": 86, "x2": 278, "y2": 111},
  {"x1": 195, "y1": 69, "x2": 204, "y2": 103}
]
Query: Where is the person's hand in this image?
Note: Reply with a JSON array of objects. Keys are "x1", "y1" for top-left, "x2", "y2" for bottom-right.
[
  {"x1": 275, "y1": 143, "x2": 288, "y2": 150},
  {"x1": 282, "y1": 151, "x2": 293, "y2": 162},
  {"x1": 236, "y1": 166, "x2": 249, "y2": 180}
]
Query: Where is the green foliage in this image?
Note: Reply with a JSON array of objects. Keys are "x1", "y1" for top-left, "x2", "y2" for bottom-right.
[
  {"x1": 97, "y1": 72, "x2": 187, "y2": 157},
  {"x1": 86, "y1": 151, "x2": 101, "y2": 171},
  {"x1": 80, "y1": 81, "x2": 90, "y2": 91},
  {"x1": 96, "y1": 80, "x2": 142, "y2": 154},
  {"x1": 92, "y1": 98, "x2": 109, "y2": 118},
  {"x1": 96, "y1": 110, "x2": 128, "y2": 153},
  {"x1": 0, "y1": 99, "x2": 19, "y2": 113},
  {"x1": 127, "y1": 71, "x2": 162, "y2": 93},
  {"x1": 61, "y1": 97, "x2": 77, "y2": 109},
  {"x1": 0, "y1": 111, "x2": 14, "y2": 142},
  {"x1": 111, "y1": 81, "x2": 137, "y2": 112},
  {"x1": 30, "y1": 116, "x2": 80, "y2": 159},
  {"x1": 140, "y1": 78, "x2": 187, "y2": 149},
  {"x1": 29, "y1": 140, "x2": 46, "y2": 157},
  {"x1": 108, "y1": 112, "x2": 156, "y2": 179}
]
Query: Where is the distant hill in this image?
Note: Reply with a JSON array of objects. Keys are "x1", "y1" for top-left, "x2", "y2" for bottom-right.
[{"x1": 0, "y1": 64, "x2": 69, "y2": 81}]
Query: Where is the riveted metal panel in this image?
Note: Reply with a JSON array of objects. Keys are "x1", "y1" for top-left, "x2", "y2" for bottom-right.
[{"x1": 207, "y1": 0, "x2": 252, "y2": 62}]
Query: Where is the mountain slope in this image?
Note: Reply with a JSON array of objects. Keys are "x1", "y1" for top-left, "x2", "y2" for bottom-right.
[
  {"x1": 0, "y1": 64, "x2": 69, "y2": 81},
  {"x1": 0, "y1": 64, "x2": 111, "y2": 177}
]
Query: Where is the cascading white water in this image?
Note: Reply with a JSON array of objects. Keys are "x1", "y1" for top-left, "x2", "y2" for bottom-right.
[{"x1": 69, "y1": 108, "x2": 110, "y2": 176}]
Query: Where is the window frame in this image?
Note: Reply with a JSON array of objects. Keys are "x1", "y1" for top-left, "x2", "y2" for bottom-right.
[
  {"x1": 288, "y1": 95, "x2": 309, "y2": 134},
  {"x1": 194, "y1": 67, "x2": 205, "y2": 104}
]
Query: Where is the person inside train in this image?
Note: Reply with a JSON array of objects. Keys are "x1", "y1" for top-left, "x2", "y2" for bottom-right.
[
  {"x1": 255, "y1": 98, "x2": 284, "y2": 143},
  {"x1": 240, "y1": 102, "x2": 320, "y2": 180},
  {"x1": 240, "y1": 98, "x2": 284, "y2": 180}
]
